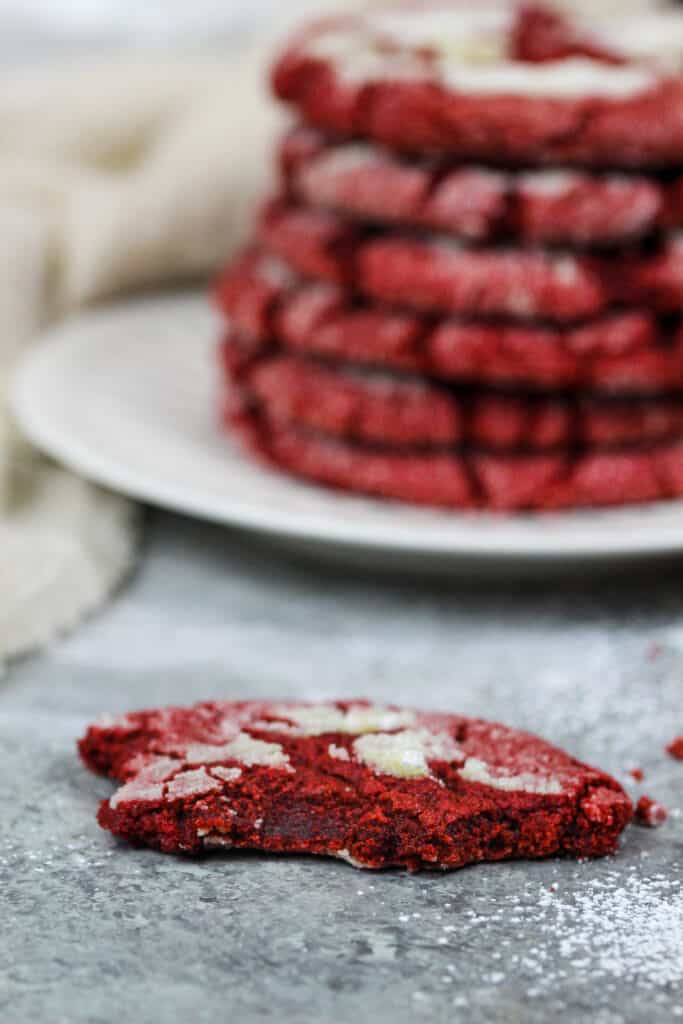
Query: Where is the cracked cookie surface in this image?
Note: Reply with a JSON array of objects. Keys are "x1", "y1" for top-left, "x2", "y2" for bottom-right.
[
  {"x1": 280, "y1": 126, "x2": 683, "y2": 247},
  {"x1": 273, "y1": 5, "x2": 683, "y2": 168},
  {"x1": 258, "y1": 199, "x2": 683, "y2": 322},
  {"x1": 215, "y1": 251, "x2": 683, "y2": 395},
  {"x1": 80, "y1": 700, "x2": 632, "y2": 870},
  {"x1": 222, "y1": 334, "x2": 683, "y2": 451}
]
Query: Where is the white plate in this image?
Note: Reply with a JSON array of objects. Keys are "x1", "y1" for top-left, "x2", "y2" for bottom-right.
[{"x1": 10, "y1": 290, "x2": 683, "y2": 574}]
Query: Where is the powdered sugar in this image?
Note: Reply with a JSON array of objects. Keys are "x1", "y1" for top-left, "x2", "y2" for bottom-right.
[
  {"x1": 440, "y1": 57, "x2": 654, "y2": 100},
  {"x1": 353, "y1": 728, "x2": 464, "y2": 779},
  {"x1": 535, "y1": 871, "x2": 683, "y2": 990},
  {"x1": 416, "y1": 863, "x2": 683, "y2": 1004},
  {"x1": 458, "y1": 756, "x2": 562, "y2": 795},
  {"x1": 165, "y1": 767, "x2": 220, "y2": 800},
  {"x1": 306, "y1": 15, "x2": 657, "y2": 100}
]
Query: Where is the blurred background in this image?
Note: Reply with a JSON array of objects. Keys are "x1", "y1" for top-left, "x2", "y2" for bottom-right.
[
  {"x1": 0, "y1": 0, "x2": 678, "y2": 660},
  {"x1": 0, "y1": 0, "x2": 669, "y2": 63},
  {"x1": 1, "y1": 1, "x2": 276, "y2": 55}
]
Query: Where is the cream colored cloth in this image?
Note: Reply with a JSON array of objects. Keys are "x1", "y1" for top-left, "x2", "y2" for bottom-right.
[
  {"x1": 0, "y1": 53, "x2": 284, "y2": 661},
  {"x1": 0, "y1": 1, "x2": 370, "y2": 663}
]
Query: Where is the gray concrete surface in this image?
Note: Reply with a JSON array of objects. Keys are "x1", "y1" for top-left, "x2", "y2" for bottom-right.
[{"x1": 1, "y1": 511, "x2": 682, "y2": 1024}]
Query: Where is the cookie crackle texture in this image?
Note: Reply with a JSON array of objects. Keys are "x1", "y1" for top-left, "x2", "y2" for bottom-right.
[
  {"x1": 215, "y1": 1, "x2": 683, "y2": 515},
  {"x1": 79, "y1": 699, "x2": 631, "y2": 870}
]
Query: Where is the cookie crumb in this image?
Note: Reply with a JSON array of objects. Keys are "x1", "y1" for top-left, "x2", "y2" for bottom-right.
[
  {"x1": 628, "y1": 767, "x2": 644, "y2": 782},
  {"x1": 635, "y1": 795, "x2": 668, "y2": 828},
  {"x1": 667, "y1": 737, "x2": 683, "y2": 760}
]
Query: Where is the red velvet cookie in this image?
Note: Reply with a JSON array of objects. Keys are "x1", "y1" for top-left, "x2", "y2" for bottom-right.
[
  {"x1": 79, "y1": 699, "x2": 632, "y2": 870},
  {"x1": 231, "y1": 403, "x2": 683, "y2": 512},
  {"x1": 214, "y1": 251, "x2": 683, "y2": 395},
  {"x1": 222, "y1": 338, "x2": 683, "y2": 451},
  {"x1": 272, "y1": 4, "x2": 683, "y2": 168},
  {"x1": 280, "y1": 126, "x2": 671, "y2": 247},
  {"x1": 258, "y1": 199, "x2": 683, "y2": 321}
]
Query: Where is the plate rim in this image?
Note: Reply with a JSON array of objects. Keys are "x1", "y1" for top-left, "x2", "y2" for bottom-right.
[{"x1": 10, "y1": 290, "x2": 683, "y2": 562}]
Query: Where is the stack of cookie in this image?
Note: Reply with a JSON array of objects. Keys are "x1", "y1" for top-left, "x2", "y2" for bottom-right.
[{"x1": 215, "y1": 3, "x2": 683, "y2": 512}]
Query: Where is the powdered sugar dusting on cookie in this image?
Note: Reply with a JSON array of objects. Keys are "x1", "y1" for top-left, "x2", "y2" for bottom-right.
[
  {"x1": 311, "y1": 145, "x2": 381, "y2": 176},
  {"x1": 214, "y1": 732, "x2": 291, "y2": 770},
  {"x1": 81, "y1": 699, "x2": 633, "y2": 869},
  {"x1": 307, "y1": 14, "x2": 656, "y2": 99},
  {"x1": 126, "y1": 754, "x2": 180, "y2": 784},
  {"x1": 268, "y1": 703, "x2": 417, "y2": 736},
  {"x1": 165, "y1": 768, "x2": 221, "y2": 800},
  {"x1": 459, "y1": 756, "x2": 563, "y2": 795},
  {"x1": 308, "y1": 32, "x2": 432, "y2": 86},
  {"x1": 209, "y1": 766, "x2": 243, "y2": 783},
  {"x1": 367, "y1": 7, "x2": 511, "y2": 60},
  {"x1": 110, "y1": 780, "x2": 165, "y2": 809},
  {"x1": 185, "y1": 743, "x2": 243, "y2": 764},
  {"x1": 518, "y1": 171, "x2": 581, "y2": 197},
  {"x1": 440, "y1": 57, "x2": 654, "y2": 99},
  {"x1": 353, "y1": 729, "x2": 464, "y2": 779},
  {"x1": 328, "y1": 743, "x2": 350, "y2": 761}
]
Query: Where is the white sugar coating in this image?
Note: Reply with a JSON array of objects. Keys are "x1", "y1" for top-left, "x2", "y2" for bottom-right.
[
  {"x1": 353, "y1": 728, "x2": 464, "y2": 779},
  {"x1": 328, "y1": 743, "x2": 350, "y2": 761},
  {"x1": 307, "y1": 17, "x2": 657, "y2": 99},
  {"x1": 459, "y1": 756, "x2": 563, "y2": 795},
  {"x1": 553, "y1": 258, "x2": 582, "y2": 287},
  {"x1": 128, "y1": 754, "x2": 181, "y2": 784},
  {"x1": 184, "y1": 741, "x2": 265, "y2": 765},
  {"x1": 269, "y1": 703, "x2": 417, "y2": 736},
  {"x1": 439, "y1": 57, "x2": 655, "y2": 99},
  {"x1": 344, "y1": 366, "x2": 431, "y2": 397},
  {"x1": 311, "y1": 145, "x2": 383, "y2": 176},
  {"x1": 214, "y1": 732, "x2": 291, "y2": 769},
  {"x1": 309, "y1": 32, "x2": 432, "y2": 86},
  {"x1": 165, "y1": 767, "x2": 221, "y2": 800},
  {"x1": 517, "y1": 170, "x2": 581, "y2": 197},
  {"x1": 367, "y1": 7, "x2": 510, "y2": 67},
  {"x1": 258, "y1": 256, "x2": 297, "y2": 289},
  {"x1": 589, "y1": 13, "x2": 683, "y2": 69},
  {"x1": 109, "y1": 780, "x2": 164, "y2": 809},
  {"x1": 209, "y1": 766, "x2": 242, "y2": 783}
]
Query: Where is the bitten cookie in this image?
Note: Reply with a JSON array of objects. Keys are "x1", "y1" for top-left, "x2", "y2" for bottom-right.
[{"x1": 79, "y1": 700, "x2": 632, "y2": 871}]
